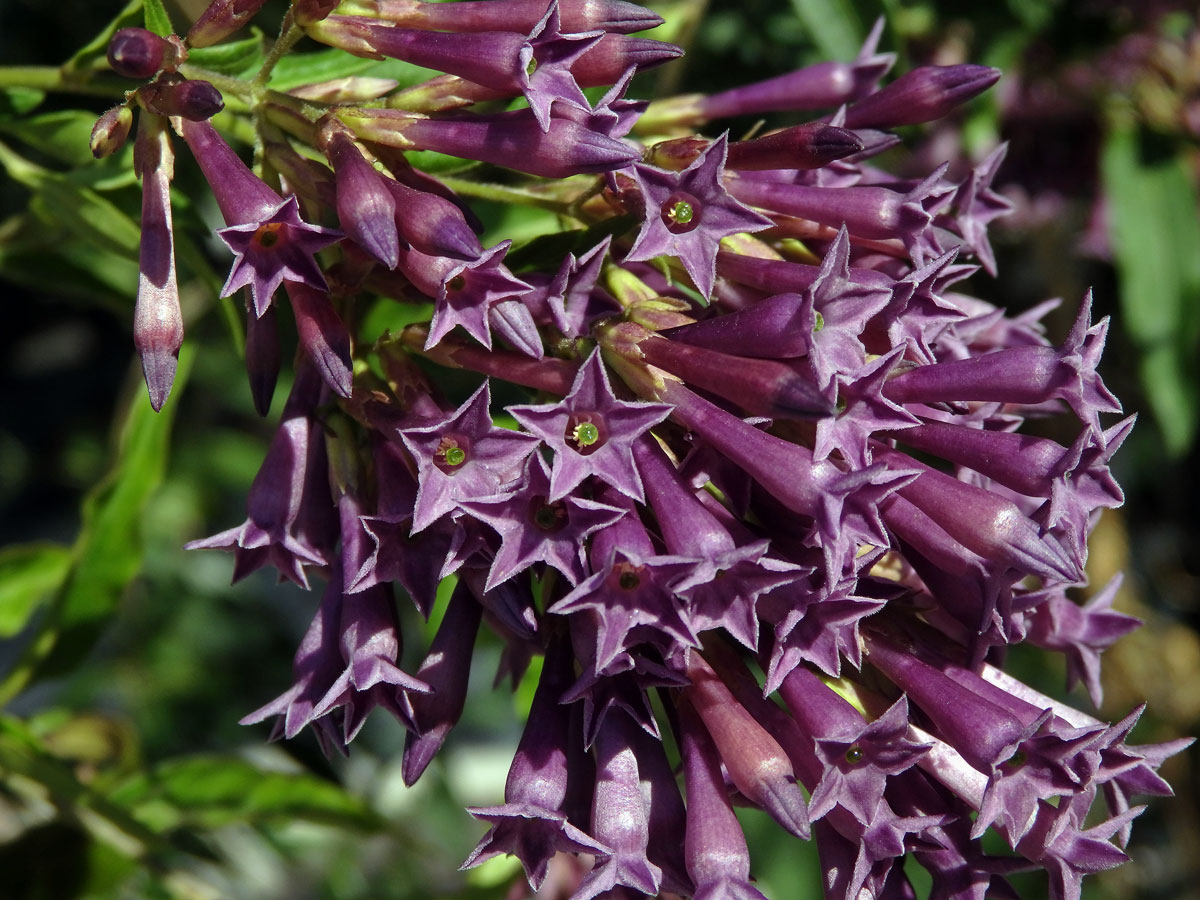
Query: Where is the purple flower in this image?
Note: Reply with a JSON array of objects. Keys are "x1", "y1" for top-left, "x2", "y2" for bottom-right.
[
  {"x1": 178, "y1": 119, "x2": 341, "y2": 317},
  {"x1": 1023, "y1": 575, "x2": 1141, "y2": 706},
  {"x1": 186, "y1": 362, "x2": 334, "y2": 587},
  {"x1": 509, "y1": 349, "x2": 671, "y2": 502},
  {"x1": 840, "y1": 64, "x2": 1001, "y2": 130},
  {"x1": 339, "y1": 106, "x2": 640, "y2": 178},
  {"x1": 218, "y1": 197, "x2": 341, "y2": 318},
  {"x1": 345, "y1": 0, "x2": 664, "y2": 35},
  {"x1": 458, "y1": 453, "x2": 627, "y2": 590},
  {"x1": 462, "y1": 639, "x2": 609, "y2": 890},
  {"x1": 401, "y1": 579, "x2": 482, "y2": 784},
  {"x1": 626, "y1": 133, "x2": 774, "y2": 298},
  {"x1": 398, "y1": 381, "x2": 540, "y2": 532},
  {"x1": 883, "y1": 291, "x2": 1122, "y2": 432},
  {"x1": 676, "y1": 696, "x2": 771, "y2": 900},
  {"x1": 132, "y1": 113, "x2": 182, "y2": 412},
  {"x1": 239, "y1": 573, "x2": 347, "y2": 755},
  {"x1": 397, "y1": 241, "x2": 534, "y2": 352}
]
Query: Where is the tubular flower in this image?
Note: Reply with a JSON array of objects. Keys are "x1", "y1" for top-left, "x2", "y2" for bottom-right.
[{"x1": 100, "y1": 4, "x2": 1188, "y2": 898}]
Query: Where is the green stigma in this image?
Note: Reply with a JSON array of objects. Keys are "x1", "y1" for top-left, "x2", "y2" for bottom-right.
[
  {"x1": 619, "y1": 570, "x2": 640, "y2": 590},
  {"x1": 844, "y1": 745, "x2": 864, "y2": 765},
  {"x1": 813, "y1": 310, "x2": 825, "y2": 332},
  {"x1": 525, "y1": 56, "x2": 538, "y2": 76},
  {"x1": 444, "y1": 446, "x2": 466, "y2": 466},
  {"x1": 573, "y1": 421, "x2": 600, "y2": 446},
  {"x1": 1006, "y1": 749, "x2": 1027, "y2": 769},
  {"x1": 447, "y1": 274, "x2": 466, "y2": 291},
  {"x1": 669, "y1": 199, "x2": 694, "y2": 225}
]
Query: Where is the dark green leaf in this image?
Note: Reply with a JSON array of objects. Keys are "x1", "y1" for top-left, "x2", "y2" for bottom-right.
[
  {"x1": 505, "y1": 216, "x2": 633, "y2": 272},
  {"x1": 143, "y1": 0, "x2": 174, "y2": 38},
  {"x1": 111, "y1": 756, "x2": 382, "y2": 831},
  {"x1": 1102, "y1": 123, "x2": 1200, "y2": 455},
  {"x1": 187, "y1": 32, "x2": 266, "y2": 78},
  {"x1": 0, "y1": 110, "x2": 105, "y2": 167},
  {"x1": 0, "y1": 544, "x2": 71, "y2": 637},
  {"x1": 0, "y1": 228, "x2": 140, "y2": 304}
]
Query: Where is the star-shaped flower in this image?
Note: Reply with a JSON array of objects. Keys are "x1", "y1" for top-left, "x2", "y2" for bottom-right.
[
  {"x1": 625, "y1": 133, "x2": 774, "y2": 298},
  {"x1": 509, "y1": 349, "x2": 672, "y2": 502},
  {"x1": 547, "y1": 235, "x2": 622, "y2": 338},
  {"x1": 398, "y1": 382, "x2": 540, "y2": 532},
  {"x1": 518, "y1": 0, "x2": 604, "y2": 131},
  {"x1": 945, "y1": 142, "x2": 1014, "y2": 276},
  {"x1": 218, "y1": 195, "x2": 341, "y2": 317},
  {"x1": 551, "y1": 546, "x2": 699, "y2": 672},
  {"x1": 677, "y1": 539, "x2": 807, "y2": 651},
  {"x1": 813, "y1": 347, "x2": 919, "y2": 466},
  {"x1": 808, "y1": 697, "x2": 930, "y2": 824},
  {"x1": 395, "y1": 240, "x2": 534, "y2": 352},
  {"x1": 1023, "y1": 574, "x2": 1141, "y2": 708},
  {"x1": 459, "y1": 454, "x2": 627, "y2": 591},
  {"x1": 309, "y1": 582, "x2": 430, "y2": 743}
]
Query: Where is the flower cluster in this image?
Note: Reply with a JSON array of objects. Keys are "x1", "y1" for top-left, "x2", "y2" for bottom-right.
[{"x1": 100, "y1": 2, "x2": 1188, "y2": 898}]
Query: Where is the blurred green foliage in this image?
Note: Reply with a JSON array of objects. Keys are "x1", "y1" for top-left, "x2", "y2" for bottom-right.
[{"x1": 1, "y1": 0, "x2": 1197, "y2": 898}]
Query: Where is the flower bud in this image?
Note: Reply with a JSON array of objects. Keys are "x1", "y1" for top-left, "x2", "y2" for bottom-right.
[
  {"x1": 90, "y1": 104, "x2": 134, "y2": 159},
  {"x1": 292, "y1": 0, "x2": 341, "y2": 26},
  {"x1": 107, "y1": 27, "x2": 169, "y2": 79},
  {"x1": 186, "y1": 0, "x2": 270, "y2": 48},
  {"x1": 142, "y1": 77, "x2": 225, "y2": 121}
]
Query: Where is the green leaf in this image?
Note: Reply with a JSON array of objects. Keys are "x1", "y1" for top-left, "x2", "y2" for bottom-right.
[
  {"x1": 0, "y1": 544, "x2": 71, "y2": 637},
  {"x1": 186, "y1": 32, "x2": 266, "y2": 78},
  {"x1": 268, "y1": 47, "x2": 383, "y2": 90},
  {"x1": 0, "y1": 110, "x2": 105, "y2": 167},
  {"x1": 0, "y1": 87, "x2": 45, "y2": 117},
  {"x1": 0, "y1": 715, "x2": 165, "y2": 860},
  {"x1": 1102, "y1": 122, "x2": 1200, "y2": 456},
  {"x1": 29, "y1": 174, "x2": 142, "y2": 258},
  {"x1": 788, "y1": 0, "x2": 863, "y2": 60},
  {"x1": 143, "y1": 0, "x2": 173, "y2": 37},
  {"x1": 268, "y1": 47, "x2": 441, "y2": 92},
  {"x1": 111, "y1": 756, "x2": 382, "y2": 831},
  {"x1": 18, "y1": 348, "x2": 193, "y2": 686}
]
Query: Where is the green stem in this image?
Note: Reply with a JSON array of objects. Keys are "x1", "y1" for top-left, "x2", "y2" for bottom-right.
[
  {"x1": 435, "y1": 174, "x2": 577, "y2": 215},
  {"x1": 254, "y1": 13, "x2": 304, "y2": 90},
  {"x1": 0, "y1": 65, "x2": 129, "y2": 99}
]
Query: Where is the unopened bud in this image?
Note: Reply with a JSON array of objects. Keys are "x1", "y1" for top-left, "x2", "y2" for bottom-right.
[
  {"x1": 186, "y1": 0, "x2": 270, "y2": 48},
  {"x1": 107, "y1": 27, "x2": 169, "y2": 79},
  {"x1": 646, "y1": 136, "x2": 708, "y2": 171},
  {"x1": 841, "y1": 64, "x2": 1001, "y2": 130},
  {"x1": 292, "y1": 0, "x2": 341, "y2": 27},
  {"x1": 90, "y1": 105, "x2": 134, "y2": 158},
  {"x1": 142, "y1": 77, "x2": 225, "y2": 121}
]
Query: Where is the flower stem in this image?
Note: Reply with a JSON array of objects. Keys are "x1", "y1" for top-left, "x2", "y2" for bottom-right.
[
  {"x1": 0, "y1": 65, "x2": 128, "y2": 98},
  {"x1": 434, "y1": 174, "x2": 577, "y2": 215}
]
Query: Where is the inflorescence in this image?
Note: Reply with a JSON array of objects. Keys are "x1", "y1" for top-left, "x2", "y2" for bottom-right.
[{"x1": 94, "y1": 1, "x2": 1190, "y2": 898}]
